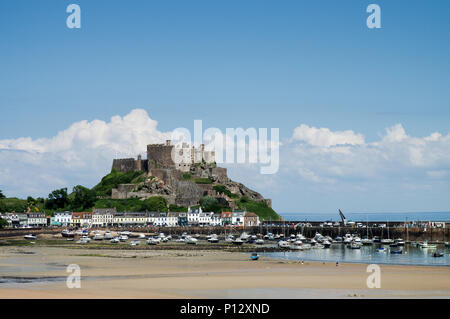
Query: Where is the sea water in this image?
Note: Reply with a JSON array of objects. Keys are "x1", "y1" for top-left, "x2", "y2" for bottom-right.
[
  {"x1": 281, "y1": 211, "x2": 450, "y2": 222},
  {"x1": 261, "y1": 243, "x2": 450, "y2": 266}
]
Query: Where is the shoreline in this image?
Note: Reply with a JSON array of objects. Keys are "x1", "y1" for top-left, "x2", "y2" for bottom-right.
[{"x1": 0, "y1": 246, "x2": 449, "y2": 298}]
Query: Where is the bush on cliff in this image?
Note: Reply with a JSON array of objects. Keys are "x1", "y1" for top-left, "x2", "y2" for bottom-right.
[
  {"x1": 0, "y1": 198, "x2": 28, "y2": 213},
  {"x1": 94, "y1": 196, "x2": 168, "y2": 212},
  {"x1": 92, "y1": 169, "x2": 145, "y2": 196},
  {"x1": 235, "y1": 197, "x2": 281, "y2": 221}
]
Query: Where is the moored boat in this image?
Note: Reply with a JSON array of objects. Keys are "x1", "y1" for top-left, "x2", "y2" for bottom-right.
[
  {"x1": 349, "y1": 241, "x2": 361, "y2": 249},
  {"x1": 277, "y1": 240, "x2": 290, "y2": 249},
  {"x1": 255, "y1": 239, "x2": 264, "y2": 245},
  {"x1": 250, "y1": 253, "x2": 259, "y2": 261},
  {"x1": 24, "y1": 234, "x2": 37, "y2": 240},
  {"x1": 419, "y1": 241, "x2": 437, "y2": 249},
  {"x1": 61, "y1": 229, "x2": 75, "y2": 238}
]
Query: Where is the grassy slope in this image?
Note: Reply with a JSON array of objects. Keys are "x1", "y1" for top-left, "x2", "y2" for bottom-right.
[
  {"x1": 92, "y1": 169, "x2": 145, "y2": 196},
  {"x1": 234, "y1": 197, "x2": 281, "y2": 221}
]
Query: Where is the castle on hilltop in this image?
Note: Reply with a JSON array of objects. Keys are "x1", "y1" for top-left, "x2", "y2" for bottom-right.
[
  {"x1": 110, "y1": 140, "x2": 270, "y2": 208},
  {"x1": 112, "y1": 140, "x2": 216, "y2": 174}
]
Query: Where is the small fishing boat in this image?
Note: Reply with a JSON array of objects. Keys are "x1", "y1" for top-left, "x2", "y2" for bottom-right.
[
  {"x1": 378, "y1": 247, "x2": 386, "y2": 252},
  {"x1": 93, "y1": 233, "x2": 104, "y2": 241},
  {"x1": 130, "y1": 240, "x2": 140, "y2": 246},
  {"x1": 61, "y1": 230, "x2": 75, "y2": 238},
  {"x1": 419, "y1": 241, "x2": 437, "y2": 249},
  {"x1": 334, "y1": 236, "x2": 343, "y2": 243},
  {"x1": 290, "y1": 241, "x2": 303, "y2": 250},
  {"x1": 395, "y1": 238, "x2": 405, "y2": 246},
  {"x1": 225, "y1": 235, "x2": 234, "y2": 243},
  {"x1": 372, "y1": 236, "x2": 381, "y2": 243},
  {"x1": 277, "y1": 240, "x2": 290, "y2": 249},
  {"x1": 389, "y1": 242, "x2": 399, "y2": 248},
  {"x1": 250, "y1": 253, "x2": 259, "y2": 261},
  {"x1": 110, "y1": 237, "x2": 119, "y2": 243},
  {"x1": 361, "y1": 238, "x2": 373, "y2": 245},
  {"x1": 349, "y1": 242, "x2": 361, "y2": 249},
  {"x1": 381, "y1": 238, "x2": 394, "y2": 245},
  {"x1": 390, "y1": 249, "x2": 403, "y2": 254},
  {"x1": 432, "y1": 252, "x2": 444, "y2": 258},
  {"x1": 255, "y1": 239, "x2": 264, "y2": 245},
  {"x1": 322, "y1": 240, "x2": 331, "y2": 248},
  {"x1": 208, "y1": 234, "x2": 219, "y2": 243},
  {"x1": 240, "y1": 232, "x2": 250, "y2": 241},
  {"x1": 147, "y1": 238, "x2": 158, "y2": 245},
  {"x1": 80, "y1": 236, "x2": 91, "y2": 242},
  {"x1": 104, "y1": 232, "x2": 113, "y2": 240},
  {"x1": 185, "y1": 236, "x2": 198, "y2": 244},
  {"x1": 232, "y1": 238, "x2": 244, "y2": 246},
  {"x1": 24, "y1": 234, "x2": 37, "y2": 240},
  {"x1": 119, "y1": 235, "x2": 129, "y2": 242}
]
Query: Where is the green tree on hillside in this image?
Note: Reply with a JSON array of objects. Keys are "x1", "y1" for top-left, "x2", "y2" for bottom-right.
[
  {"x1": 45, "y1": 188, "x2": 69, "y2": 210},
  {"x1": 141, "y1": 197, "x2": 168, "y2": 212},
  {"x1": 0, "y1": 219, "x2": 8, "y2": 229},
  {"x1": 71, "y1": 185, "x2": 96, "y2": 211},
  {"x1": 0, "y1": 190, "x2": 5, "y2": 199}
]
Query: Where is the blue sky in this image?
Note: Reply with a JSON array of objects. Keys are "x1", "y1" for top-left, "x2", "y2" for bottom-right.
[{"x1": 1, "y1": 1, "x2": 450, "y2": 214}]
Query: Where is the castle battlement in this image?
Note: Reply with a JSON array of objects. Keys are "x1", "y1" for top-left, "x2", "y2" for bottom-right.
[{"x1": 113, "y1": 140, "x2": 215, "y2": 174}]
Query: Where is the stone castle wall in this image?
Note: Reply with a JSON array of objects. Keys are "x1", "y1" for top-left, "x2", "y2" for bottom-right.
[
  {"x1": 112, "y1": 158, "x2": 137, "y2": 173},
  {"x1": 112, "y1": 158, "x2": 147, "y2": 174},
  {"x1": 147, "y1": 144, "x2": 175, "y2": 169}
]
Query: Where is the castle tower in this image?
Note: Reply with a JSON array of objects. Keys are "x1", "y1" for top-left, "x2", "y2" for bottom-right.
[{"x1": 136, "y1": 155, "x2": 142, "y2": 171}]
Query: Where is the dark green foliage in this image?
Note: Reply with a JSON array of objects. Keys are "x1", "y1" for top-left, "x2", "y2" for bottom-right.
[
  {"x1": 45, "y1": 188, "x2": 69, "y2": 210},
  {"x1": 182, "y1": 173, "x2": 191, "y2": 180},
  {"x1": 194, "y1": 178, "x2": 213, "y2": 184},
  {"x1": 199, "y1": 196, "x2": 229, "y2": 213},
  {"x1": 0, "y1": 218, "x2": 8, "y2": 228},
  {"x1": 0, "y1": 198, "x2": 28, "y2": 213},
  {"x1": 0, "y1": 190, "x2": 5, "y2": 199},
  {"x1": 94, "y1": 196, "x2": 168, "y2": 212},
  {"x1": 92, "y1": 169, "x2": 145, "y2": 196},
  {"x1": 234, "y1": 197, "x2": 280, "y2": 221},
  {"x1": 212, "y1": 184, "x2": 237, "y2": 198},
  {"x1": 169, "y1": 204, "x2": 188, "y2": 212},
  {"x1": 71, "y1": 185, "x2": 96, "y2": 211},
  {"x1": 141, "y1": 196, "x2": 168, "y2": 212}
]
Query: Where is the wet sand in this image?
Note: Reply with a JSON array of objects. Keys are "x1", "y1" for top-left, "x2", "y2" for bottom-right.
[{"x1": 0, "y1": 246, "x2": 449, "y2": 298}]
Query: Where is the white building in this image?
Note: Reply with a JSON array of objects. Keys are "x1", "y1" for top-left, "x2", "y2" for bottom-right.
[
  {"x1": 210, "y1": 213, "x2": 222, "y2": 226},
  {"x1": 232, "y1": 211, "x2": 245, "y2": 227},
  {"x1": 188, "y1": 207, "x2": 201, "y2": 226},
  {"x1": 155, "y1": 212, "x2": 168, "y2": 227},
  {"x1": 146, "y1": 212, "x2": 158, "y2": 226},
  {"x1": 27, "y1": 212, "x2": 47, "y2": 227},
  {"x1": 92, "y1": 208, "x2": 116, "y2": 227},
  {"x1": 53, "y1": 211, "x2": 72, "y2": 226},
  {"x1": 167, "y1": 212, "x2": 179, "y2": 227},
  {"x1": 198, "y1": 212, "x2": 212, "y2": 226}
]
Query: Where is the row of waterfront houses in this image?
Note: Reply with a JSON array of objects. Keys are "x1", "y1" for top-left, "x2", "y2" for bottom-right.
[{"x1": 1, "y1": 208, "x2": 260, "y2": 228}]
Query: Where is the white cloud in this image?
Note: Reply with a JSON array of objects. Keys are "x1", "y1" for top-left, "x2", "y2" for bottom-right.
[
  {"x1": 0, "y1": 109, "x2": 170, "y2": 197},
  {"x1": 292, "y1": 124, "x2": 365, "y2": 147},
  {"x1": 285, "y1": 123, "x2": 450, "y2": 185}
]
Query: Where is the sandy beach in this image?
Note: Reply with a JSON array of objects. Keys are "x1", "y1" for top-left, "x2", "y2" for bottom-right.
[{"x1": 0, "y1": 245, "x2": 449, "y2": 299}]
